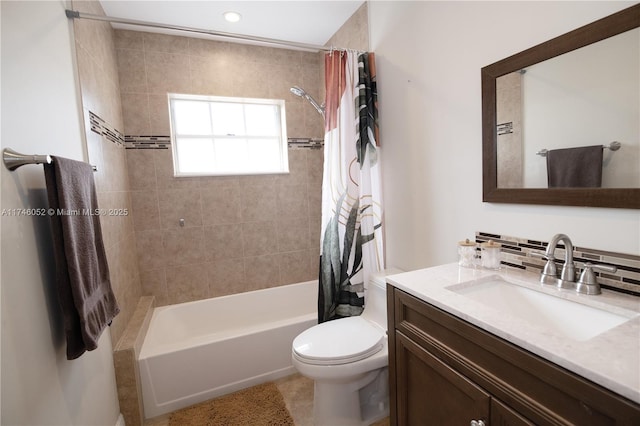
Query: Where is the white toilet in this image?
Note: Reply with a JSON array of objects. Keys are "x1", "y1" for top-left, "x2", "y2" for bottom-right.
[{"x1": 292, "y1": 269, "x2": 400, "y2": 426}]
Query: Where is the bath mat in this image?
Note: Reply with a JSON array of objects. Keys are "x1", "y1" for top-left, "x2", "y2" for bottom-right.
[{"x1": 168, "y1": 382, "x2": 295, "y2": 426}]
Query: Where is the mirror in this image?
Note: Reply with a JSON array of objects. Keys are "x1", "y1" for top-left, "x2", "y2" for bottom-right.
[{"x1": 482, "y1": 4, "x2": 640, "y2": 208}]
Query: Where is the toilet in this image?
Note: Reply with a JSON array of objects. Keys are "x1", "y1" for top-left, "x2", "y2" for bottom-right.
[{"x1": 292, "y1": 269, "x2": 401, "y2": 426}]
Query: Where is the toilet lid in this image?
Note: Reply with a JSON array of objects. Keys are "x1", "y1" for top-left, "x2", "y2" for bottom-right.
[{"x1": 292, "y1": 316, "x2": 385, "y2": 365}]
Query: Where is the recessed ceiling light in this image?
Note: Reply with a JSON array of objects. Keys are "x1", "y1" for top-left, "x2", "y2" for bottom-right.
[{"x1": 223, "y1": 11, "x2": 242, "y2": 23}]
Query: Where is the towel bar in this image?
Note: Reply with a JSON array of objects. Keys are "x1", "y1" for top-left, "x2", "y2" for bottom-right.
[
  {"x1": 3, "y1": 148, "x2": 97, "y2": 172},
  {"x1": 536, "y1": 141, "x2": 621, "y2": 157}
]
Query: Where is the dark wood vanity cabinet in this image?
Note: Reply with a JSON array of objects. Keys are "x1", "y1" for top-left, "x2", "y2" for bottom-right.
[{"x1": 387, "y1": 285, "x2": 640, "y2": 425}]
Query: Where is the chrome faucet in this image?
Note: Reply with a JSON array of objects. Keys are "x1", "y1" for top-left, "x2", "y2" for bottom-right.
[{"x1": 540, "y1": 234, "x2": 576, "y2": 289}]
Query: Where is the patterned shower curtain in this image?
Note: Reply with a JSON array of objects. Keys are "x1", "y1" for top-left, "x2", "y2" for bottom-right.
[{"x1": 318, "y1": 50, "x2": 384, "y2": 323}]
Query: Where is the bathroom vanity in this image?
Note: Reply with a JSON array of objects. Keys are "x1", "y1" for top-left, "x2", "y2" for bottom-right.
[{"x1": 386, "y1": 264, "x2": 640, "y2": 425}]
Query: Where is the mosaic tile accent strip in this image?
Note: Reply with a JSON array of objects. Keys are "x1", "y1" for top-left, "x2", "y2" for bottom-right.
[
  {"x1": 123, "y1": 136, "x2": 324, "y2": 150},
  {"x1": 124, "y1": 135, "x2": 171, "y2": 149},
  {"x1": 476, "y1": 231, "x2": 640, "y2": 297},
  {"x1": 288, "y1": 138, "x2": 324, "y2": 150},
  {"x1": 89, "y1": 111, "x2": 124, "y2": 146}
]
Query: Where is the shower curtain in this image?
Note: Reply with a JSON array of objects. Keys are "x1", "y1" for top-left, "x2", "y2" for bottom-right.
[{"x1": 318, "y1": 50, "x2": 384, "y2": 323}]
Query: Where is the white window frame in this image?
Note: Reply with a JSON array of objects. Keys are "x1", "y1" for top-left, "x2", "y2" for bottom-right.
[{"x1": 168, "y1": 93, "x2": 289, "y2": 177}]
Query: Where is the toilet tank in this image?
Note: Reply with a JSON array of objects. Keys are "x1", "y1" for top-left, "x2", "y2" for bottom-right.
[{"x1": 361, "y1": 268, "x2": 403, "y2": 331}]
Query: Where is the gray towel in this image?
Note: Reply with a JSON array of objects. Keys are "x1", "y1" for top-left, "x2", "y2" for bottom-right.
[
  {"x1": 546, "y1": 145, "x2": 603, "y2": 188},
  {"x1": 44, "y1": 156, "x2": 119, "y2": 360}
]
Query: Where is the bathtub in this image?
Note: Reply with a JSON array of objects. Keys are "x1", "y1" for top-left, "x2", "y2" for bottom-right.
[{"x1": 138, "y1": 280, "x2": 317, "y2": 418}]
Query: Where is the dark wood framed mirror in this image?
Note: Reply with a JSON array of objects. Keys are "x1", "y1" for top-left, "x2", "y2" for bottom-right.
[{"x1": 482, "y1": 4, "x2": 640, "y2": 209}]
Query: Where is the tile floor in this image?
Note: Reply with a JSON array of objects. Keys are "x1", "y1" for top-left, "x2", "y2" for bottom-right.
[{"x1": 144, "y1": 373, "x2": 390, "y2": 426}]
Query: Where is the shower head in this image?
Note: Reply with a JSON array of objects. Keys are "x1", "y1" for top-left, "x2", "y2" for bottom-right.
[
  {"x1": 290, "y1": 86, "x2": 306, "y2": 97},
  {"x1": 290, "y1": 86, "x2": 325, "y2": 119}
]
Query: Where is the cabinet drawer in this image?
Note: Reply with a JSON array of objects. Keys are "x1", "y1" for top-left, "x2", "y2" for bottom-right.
[{"x1": 390, "y1": 286, "x2": 640, "y2": 425}]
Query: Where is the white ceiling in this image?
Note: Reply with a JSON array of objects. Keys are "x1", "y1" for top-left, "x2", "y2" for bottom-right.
[{"x1": 98, "y1": 1, "x2": 365, "y2": 49}]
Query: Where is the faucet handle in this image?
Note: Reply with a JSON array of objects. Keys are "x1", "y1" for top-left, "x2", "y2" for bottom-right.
[
  {"x1": 531, "y1": 251, "x2": 554, "y2": 261},
  {"x1": 531, "y1": 251, "x2": 559, "y2": 285},
  {"x1": 576, "y1": 263, "x2": 617, "y2": 295}
]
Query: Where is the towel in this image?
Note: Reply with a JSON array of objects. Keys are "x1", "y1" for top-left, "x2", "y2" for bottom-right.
[
  {"x1": 546, "y1": 145, "x2": 603, "y2": 188},
  {"x1": 44, "y1": 156, "x2": 119, "y2": 360}
]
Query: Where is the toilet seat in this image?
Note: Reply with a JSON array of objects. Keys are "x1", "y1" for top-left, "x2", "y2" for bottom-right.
[{"x1": 292, "y1": 316, "x2": 385, "y2": 365}]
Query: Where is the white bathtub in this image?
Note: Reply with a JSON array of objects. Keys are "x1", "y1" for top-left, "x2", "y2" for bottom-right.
[{"x1": 139, "y1": 280, "x2": 317, "y2": 418}]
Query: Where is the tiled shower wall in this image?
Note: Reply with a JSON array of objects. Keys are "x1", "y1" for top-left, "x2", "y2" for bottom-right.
[
  {"x1": 115, "y1": 30, "x2": 326, "y2": 306},
  {"x1": 72, "y1": 0, "x2": 142, "y2": 344},
  {"x1": 126, "y1": 148, "x2": 322, "y2": 306}
]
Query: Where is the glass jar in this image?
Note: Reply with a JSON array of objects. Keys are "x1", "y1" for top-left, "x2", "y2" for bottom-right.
[
  {"x1": 480, "y1": 240, "x2": 502, "y2": 269},
  {"x1": 458, "y1": 239, "x2": 477, "y2": 268}
]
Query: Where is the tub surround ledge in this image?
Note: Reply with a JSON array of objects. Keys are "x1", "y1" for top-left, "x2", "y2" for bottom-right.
[
  {"x1": 386, "y1": 263, "x2": 640, "y2": 405},
  {"x1": 113, "y1": 296, "x2": 155, "y2": 426}
]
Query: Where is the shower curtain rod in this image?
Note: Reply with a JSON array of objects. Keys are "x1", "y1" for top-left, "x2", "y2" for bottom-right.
[{"x1": 65, "y1": 9, "x2": 335, "y2": 52}]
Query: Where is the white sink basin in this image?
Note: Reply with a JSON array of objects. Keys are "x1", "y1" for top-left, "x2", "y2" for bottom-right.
[{"x1": 448, "y1": 276, "x2": 636, "y2": 341}]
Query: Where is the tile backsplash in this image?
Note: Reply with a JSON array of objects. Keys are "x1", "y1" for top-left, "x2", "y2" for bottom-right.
[{"x1": 476, "y1": 231, "x2": 640, "y2": 297}]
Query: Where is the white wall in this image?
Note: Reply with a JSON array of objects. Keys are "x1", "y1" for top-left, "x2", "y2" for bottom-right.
[
  {"x1": 369, "y1": 1, "x2": 640, "y2": 271},
  {"x1": 1, "y1": 1, "x2": 121, "y2": 424}
]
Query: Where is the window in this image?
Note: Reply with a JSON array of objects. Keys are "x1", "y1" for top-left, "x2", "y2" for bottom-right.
[{"x1": 168, "y1": 93, "x2": 289, "y2": 176}]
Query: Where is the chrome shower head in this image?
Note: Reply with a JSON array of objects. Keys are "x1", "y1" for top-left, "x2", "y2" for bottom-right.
[
  {"x1": 290, "y1": 86, "x2": 325, "y2": 119},
  {"x1": 290, "y1": 86, "x2": 306, "y2": 97}
]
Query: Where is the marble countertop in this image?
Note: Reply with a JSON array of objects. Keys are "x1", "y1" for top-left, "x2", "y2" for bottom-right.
[{"x1": 386, "y1": 263, "x2": 640, "y2": 404}]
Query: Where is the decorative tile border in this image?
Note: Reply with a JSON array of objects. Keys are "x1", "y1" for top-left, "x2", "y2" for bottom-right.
[
  {"x1": 123, "y1": 136, "x2": 324, "y2": 150},
  {"x1": 288, "y1": 138, "x2": 324, "y2": 150},
  {"x1": 476, "y1": 231, "x2": 640, "y2": 297},
  {"x1": 89, "y1": 111, "x2": 124, "y2": 146},
  {"x1": 124, "y1": 135, "x2": 171, "y2": 149}
]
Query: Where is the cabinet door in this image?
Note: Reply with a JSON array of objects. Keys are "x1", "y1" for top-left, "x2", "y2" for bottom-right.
[
  {"x1": 491, "y1": 399, "x2": 535, "y2": 426},
  {"x1": 395, "y1": 332, "x2": 490, "y2": 425}
]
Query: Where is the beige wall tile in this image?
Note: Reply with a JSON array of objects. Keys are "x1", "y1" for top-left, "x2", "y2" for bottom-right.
[
  {"x1": 190, "y1": 55, "x2": 235, "y2": 97},
  {"x1": 307, "y1": 149, "x2": 324, "y2": 186},
  {"x1": 126, "y1": 149, "x2": 157, "y2": 190},
  {"x1": 75, "y1": 44, "x2": 101, "y2": 115},
  {"x1": 101, "y1": 141, "x2": 130, "y2": 192},
  {"x1": 279, "y1": 250, "x2": 315, "y2": 285},
  {"x1": 139, "y1": 268, "x2": 168, "y2": 306},
  {"x1": 187, "y1": 38, "x2": 230, "y2": 58},
  {"x1": 135, "y1": 229, "x2": 165, "y2": 271},
  {"x1": 276, "y1": 149, "x2": 307, "y2": 186},
  {"x1": 117, "y1": 48, "x2": 147, "y2": 93},
  {"x1": 130, "y1": 190, "x2": 160, "y2": 231},
  {"x1": 165, "y1": 263, "x2": 210, "y2": 303},
  {"x1": 204, "y1": 224, "x2": 244, "y2": 260},
  {"x1": 200, "y1": 185, "x2": 242, "y2": 225},
  {"x1": 157, "y1": 188, "x2": 202, "y2": 229},
  {"x1": 162, "y1": 227, "x2": 207, "y2": 266},
  {"x1": 85, "y1": 127, "x2": 106, "y2": 193},
  {"x1": 148, "y1": 94, "x2": 170, "y2": 135},
  {"x1": 242, "y1": 221, "x2": 278, "y2": 257},
  {"x1": 143, "y1": 33, "x2": 189, "y2": 54},
  {"x1": 309, "y1": 215, "x2": 322, "y2": 250},
  {"x1": 145, "y1": 51, "x2": 191, "y2": 95},
  {"x1": 240, "y1": 185, "x2": 277, "y2": 222},
  {"x1": 121, "y1": 93, "x2": 150, "y2": 135},
  {"x1": 277, "y1": 217, "x2": 310, "y2": 252},
  {"x1": 285, "y1": 102, "x2": 305, "y2": 138},
  {"x1": 276, "y1": 183, "x2": 309, "y2": 218},
  {"x1": 114, "y1": 30, "x2": 144, "y2": 50},
  {"x1": 244, "y1": 254, "x2": 280, "y2": 290},
  {"x1": 207, "y1": 258, "x2": 246, "y2": 297},
  {"x1": 113, "y1": 348, "x2": 143, "y2": 426}
]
